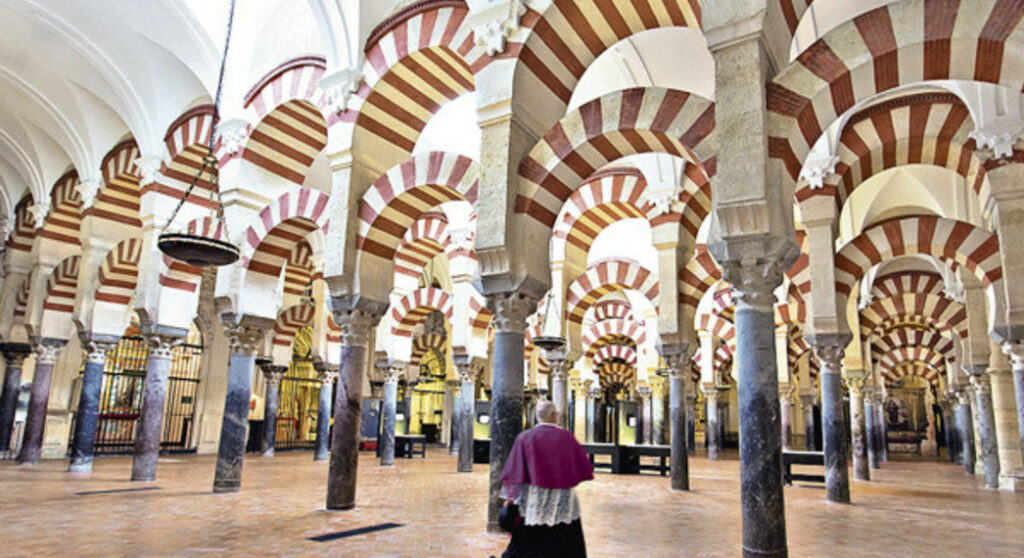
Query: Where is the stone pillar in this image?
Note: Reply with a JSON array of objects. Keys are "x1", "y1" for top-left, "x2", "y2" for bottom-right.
[
  {"x1": 667, "y1": 357, "x2": 690, "y2": 491},
  {"x1": 259, "y1": 364, "x2": 287, "y2": 457},
  {"x1": 68, "y1": 338, "x2": 118, "y2": 472},
  {"x1": 864, "y1": 388, "x2": 880, "y2": 470},
  {"x1": 0, "y1": 344, "x2": 32, "y2": 452},
  {"x1": 211, "y1": 319, "x2": 268, "y2": 492},
  {"x1": 585, "y1": 384, "x2": 599, "y2": 443},
  {"x1": 939, "y1": 396, "x2": 957, "y2": 463},
  {"x1": 813, "y1": 344, "x2": 850, "y2": 503},
  {"x1": 989, "y1": 364, "x2": 1024, "y2": 491},
  {"x1": 402, "y1": 381, "x2": 416, "y2": 434},
  {"x1": 639, "y1": 386, "x2": 653, "y2": 445},
  {"x1": 876, "y1": 395, "x2": 888, "y2": 462},
  {"x1": 956, "y1": 388, "x2": 976, "y2": 475},
  {"x1": 447, "y1": 379, "x2": 461, "y2": 455},
  {"x1": 314, "y1": 364, "x2": 338, "y2": 462},
  {"x1": 969, "y1": 372, "x2": 1000, "y2": 489},
  {"x1": 1002, "y1": 343, "x2": 1024, "y2": 468},
  {"x1": 550, "y1": 365, "x2": 570, "y2": 430},
  {"x1": 17, "y1": 340, "x2": 65, "y2": 464},
  {"x1": 686, "y1": 393, "x2": 697, "y2": 455},
  {"x1": 380, "y1": 364, "x2": 404, "y2": 466},
  {"x1": 703, "y1": 384, "x2": 723, "y2": 460},
  {"x1": 779, "y1": 389, "x2": 793, "y2": 451},
  {"x1": 651, "y1": 377, "x2": 666, "y2": 445},
  {"x1": 326, "y1": 307, "x2": 382, "y2": 510},
  {"x1": 455, "y1": 358, "x2": 480, "y2": 473},
  {"x1": 846, "y1": 375, "x2": 869, "y2": 482},
  {"x1": 130, "y1": 333, "x2": 182, "y2": 480},
  {"x1": 800, "y1": 394, "x2": 817, "y2": 451},
  {"x1": 484, "y1": 292, "x2": 535, "y2": 532}
]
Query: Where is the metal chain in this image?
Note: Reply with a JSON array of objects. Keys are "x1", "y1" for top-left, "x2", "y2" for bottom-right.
[{"x1": 161, "y1": 0, "x2": 237, "y2": 236}]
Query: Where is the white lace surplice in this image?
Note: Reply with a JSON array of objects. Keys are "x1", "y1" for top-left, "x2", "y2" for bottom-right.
[{"x1": 502, "y1": 483, "x2": 581, "y2": 527}]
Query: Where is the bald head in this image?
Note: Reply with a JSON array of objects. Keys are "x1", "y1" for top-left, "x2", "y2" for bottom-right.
[{"x1": 536, "y1": 400, "x2": 557, "y2": 424}]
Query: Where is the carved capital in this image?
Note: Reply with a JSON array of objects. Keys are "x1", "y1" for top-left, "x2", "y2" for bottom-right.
[
  {"x1": 260, "y1": 364, "x2": 288, "y2": 386},
  {"x1": 844, "y1": 375, "x2": 866, "y2": 395},
  {"x1": 317, "y1": 364, "x2": 339, "y2": 385},
  {"x1": 82, "y1": 339, "x2": 118, "y2": 364},
  {"x1": 487, "y1": 291, "x2": 538, "y2": 333},
  {"x1": 320, "y1": 67, "x2": 364, "y2": 115},
  {"x1": 332, "y1": 308, "x2": 384, "y2": 348},
  {"x1": 1002, "y1": 342, "x2": 1024, "y2": 370},
  {"x1": 956, "y1": 387, "x2": 973, "y2": 405},
  {"x1": 969, "y1": 372, "x2": 992, "y2": 395},
  {"x1": 469, "y1": 0, "x2": 526, "y2": 55},
  {"x1": 799, "y1": 156, "x2": 840, "y2": 190},
  {"x1": 385, "y1": 363, "x2": 407, "y2": 384},
  {"x1": 27, "y1": 202, "x2": 50, "y2": 229},
  {"x1": 712, "y1": 236, "x2": 798, "y2": 313},
  {"x1": 145, "y1": 333, "x2": 182, "y2": 360},
  {"x1": 216, "y1": 118, "x2": 250, "y2": 157},
  {"x1": 812, "y1": 344, "x2": 845, "y2": 375},
  {"x1": 0, "y1": 343, "x2": 33, "y2": 367},
  {"x1": 638, "y1": 386, "x2": 652, "y2": 401},
  {"x1": 799, "y1": 393, "x2": 817, "y2": 408},
  {"x1": 134, "y1": 155, "x2": 164, "y2": 187},
  {"x1": 75, "y1": 178, "x2": 103, "y2": 209},
  {"x1": 701, "y1": 384, "x2": 723, "y2": 402},
  {"x1": 33, "y1": 339, "x2": 66, "y2": 365},
  {"x1": 223, "y1": 322, "x2": 267, "y2": 356},
  {"x1": 970, "y1": 126, "x2": 1024, "y2": 160}
]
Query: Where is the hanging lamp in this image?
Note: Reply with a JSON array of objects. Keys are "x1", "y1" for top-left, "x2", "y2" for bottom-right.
[
  {"x1": 533, "y1": 292, "x2": 567, "y2": 353},
  {"x1": 157, "y1": 0, "x2": 240, "y2": 267}
]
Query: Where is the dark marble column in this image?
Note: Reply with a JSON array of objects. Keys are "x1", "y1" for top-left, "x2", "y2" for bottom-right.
[
  {"x1": 544, "y1": 353, "x2": 570, "y2": 430},
  {"x1": 455, "y1": 357, "x2": 479, "y2": 473},
  {"x1": 955, "y1": 389, "x2": 976, "y2": 475},
  {"x1": 484, "y1": 292, "x2": 535, "y2": 532},
  {"x1": 639, "y1": 386, "x2": 653, "y2": 444},
  {"x1": 799, "y1": 394, "x2": 817, "y2": 451},
  {"x1": 732, "y1": 269, "x2": 788, "y2": 558},
  {"x1": 212, "y1": 318, "x2": 269, "y2": 492},
  {"x1": 939, "y1": 396, "x2": 957, "y2": 463},
  {"x1": 813, "y1": 344, "x2": 850, "y2": 503},
  {"x1": 0, "y1": 343, "x2": 32, "y2": 452},
  {"x1": 702, "y1": 385, "x2": 723, "y2": 460},
  {"x1": 446, "y1": 379, "x2": 460, "y2": 455},
  {"x1": 1002, "y1": 344, "x2": 1024, "y2": 467},
  {"x1": 69, "y1": 338, "x2": 118, "y2": 472},
  {"x1": 314, "y1": 364, "x2": 337, "y2": 462},
  {"x1": 259, "y1": 364, "x2": 286, "y2": 457},
  {"x1": 585, "y1": 384, "x2": 598, "y2": 443},
  {"x1": 652, "y1": 379, "x2": 666, "y2": 445},
  {"x1": 969, "y1": 372, "x2": 1000, "y2": 489},
  {"x1": 779, "y1": 390, "x2": 793, "y2": 451},
  {"x1": 847, "y1": 375, "x2": 869, "y2": 481},
  {"x1": 686, "y1": 393, "x2": 696, "y2": 455},
  {"x1": 17, "y1": 340, "x2": 65, "y2": 464},
  {"x1": 876, "y1": 398, "x2": 888, "y2": 462},
  {"x1": 326, "y1": 306, "x2": 382, "y2": 510},
  {"x1": 380, "y1": 364, "x2": 404, "y2": 466},
  {"x1": 864, "y1": 388, "x2": 880, "y2": 470},
  {"x1": 667, "y1": 359, "x2": 689, "y2": 491},
  {"x1": 131, "y1": 333, "x2": 181, "y2": 481}
]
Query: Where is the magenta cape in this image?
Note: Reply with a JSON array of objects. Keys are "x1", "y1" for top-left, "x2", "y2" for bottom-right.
[{"x1": 499, "y1": 424, "x2": 594, "y2": 489}]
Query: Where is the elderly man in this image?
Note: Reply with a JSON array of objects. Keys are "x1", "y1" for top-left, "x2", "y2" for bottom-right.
[{"x1": 498, "y1": 400, "x2": 593, "y2": 557}]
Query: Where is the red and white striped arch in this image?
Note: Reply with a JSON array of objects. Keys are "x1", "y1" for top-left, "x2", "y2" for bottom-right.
[
  {"x1": 395, "y1": 213, "x2": 449, "y2": 280},
  {"x1": 467, "y1": 289, "x2": 493, "y2": 340},
  {"x1": 5, "y1": 196, "x2": 35, "y2": 257},
  {"x1": 776, "y1": 0, "x2": 815, "y2": 39},
  {"x1": 648, "y1": 164, "x2": 713, "y2": 244},
  {"x1": 158, "y1": 216, "x2": 221, "y2": 297},
  {"x1": 596, "y1": 359, "x2": 636, "y2": 391},
  {"x1": 767, "y1": 0, "x2": 1024, "y2": 193},
  {"x1": 869, "y1": 270, "x2": 945, "y2": 300},
  {"x1": 95, "y1": 238, "x2": 143, "y2": 308},
  {"x1": 679, "y1": 245, "x2": 721, "y2": 312},
  {"x1": 877, "y1": 346, "x2": 945, "y2": 384},
  {"x1": 582, "y1": 318, "x2": 645, "y2": 361},
  {"x1": 40, "y1": 255, "x2": 79, "y2": 338},
  {"x1": 271, "y1": 304, "x2": 316, "y2": 347},
  {"x1": 390, "y1": 287, "x2": 453, "y2": 337},
  {"x1": 550, "y1": 168, "x2": 649, "y2": 263},
  {"x1": 357, "y1": 151, "x2": 478, "y2": 263},
  {"x1": 834, "y1": 216, "x2": 1004, "y2": 324},
  {"x1": 785, "y1": 248, "x2": 810, "y2": 304},
  {"x1": 696, "y1": 313, "x2": 736, "y2": 350},
  {"x1": 566, "y1": 259, "x2": 658, "y2": 325},
  {"x1": 241, "y1": 188, "x2": 330, "y2": 266},
  {"x1": 593, "y1": 344, "x2": 637, "y2": 368},
  {"x1": 39, "y1": 171, "x2": 82, "y2": 247},
  {"x1": 709, "y1": 283, "x2": 734, "y2": 323},
  {"x1": 412, "y1": 333, "x2": 448, "y2": 366},
  {"x1": 94, "y1": 139, "x2": 142, "y2": 228},
  {"x1": 242, "y1": 100, "x2": 328, "y2": 185},
  {"x1": 517, "y1": 87, "x2": 714, "y2": 229},
  {"x1": 775, "y1": 298, "x2": 806, "y2": 327},
  {"x1": 799, "y1": 93, "x2": 986, "y2": 209},
  {"x1": 593, "y1": 299, "x2": 633, "y2": 323},
  {"x1": 157, "y1": 106, "x2": 217, "y2": 206},
  {"x1": 11, "y1": 277, "x2": 30, "y2": 322},
  {"x1": 350, "y1": 2, "x2": 482, "y2": 163},
  {"x1": 871, "y1": 327, "x2": 954, "y2": 360},
  {"x1": 283, "y1": 240, "x2": 316, "y2": 299},
  {"x1": 859, "y1": 293, "x2": 968, "y2": 341},
  {"x1": 510, "y1": 0, "x2": 701, "y2": 122},
  {"x1": 243, "y1": 57, "x2": 329, "y2": 125},
  {"x1": 882, "y1": 361, "x2": 942, "y2": 388}
]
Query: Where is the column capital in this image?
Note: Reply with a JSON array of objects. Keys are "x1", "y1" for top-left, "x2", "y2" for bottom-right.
[
  {"x1": 844, "y1": 375, "x2": 866, "y2": 395},
  {"x1": 708, "y1": 234, "x2": 799, "y2": 312},
  {"x1": 487, "y1": 291, "x2": 539, "y2": 333},
  {"x1": 143, "y1": 333, "x2": 183, "y2": 360},
  {"x1": 638, "y1": 386, "x2": 652, "y2": 401},
  {"x1": 384, "y1": 362, "x2": 407, "y2": 384},
  {"x1": 32, "y1": 338, "x2": 67, "y2": 365},
  {"x1": 968, "y1": 371, "x2": 992, "y2": 395},
  {"x1": 799, "y1": 393, "x2": 817, "y2": 408},
  {"x1": 810, "y1": 339, "x2": 849, "y2": 375},
  {"x1": 332, "y1": 308, "x2": 385, "y2": 348},
  {"x1": 260, "y1": 364, "x2": 288, "y2": 386},
  {"x1": 0, "y1": 342, "x2": 33, "y2": 366},
  {"x1": 955, "y1": 387, "x2": 974, "y2": 405},
  {"x1": 80, "y1": 337, "x2": 119, "y2": 364},
  {"x1": 1001, "y1": 342, "x2": 1024, "y2": 370},
  {"x1": 316, "y1": 363, "x2": 339, "y2": 384},
  {"x1": 701, "y1": 384, "x2": 725, "y2": 402},
  {"x1": 466, "y1": 0, "x2": 527, "y2": 56}
]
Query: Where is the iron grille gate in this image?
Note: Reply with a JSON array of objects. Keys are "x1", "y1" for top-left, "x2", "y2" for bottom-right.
[
  {"x1": 75, "y1": 337, "x2": 203, "y2": 454},
  {"x1": 275, "y1": 373, "x2": 321, "y2": 450}
]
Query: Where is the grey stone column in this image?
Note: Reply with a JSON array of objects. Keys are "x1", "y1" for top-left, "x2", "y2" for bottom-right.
[
  {"x1": 939, "y1": 396, "x2": 957, "y2": 463},
  {"x1": 131, "y1": 333, "x2": 182, "y2": 481},
  {"x1": 779, "y1": 390, "x2": 793, "y2": 451},
  {"x1": 667, "y1": 357, "x2": 689, "y2": 491},
  {"x1": 326, "y1": 306, "x2": 383, "y2": 510},
  {"x1": 813, "y1": 344, "x2": 850, "y2": 503},
  {"x1": 1002, "y1": 343, "x2": 1024, "y2": 467},
  {"x1": 585, "y1": 384, "x2": 599, "y2": 443},
  {"x1": 799, "y1": 394, "x2": 817, "y2": 451},
  {"x1": 69, "y1": 338, "x2": 118, "y2": 472},
  {"x1": 955, "y1": 388, "x2": 976, "y2": 475},
  {"x1": 455, "y1": 357, "x2": 480, "y2": 473},
  {"x1": 969, "y1": 372, "x2": 1000, "y2": 488},
  {"x1": 639, "y1": 386, "x2": 652, "y2": 444},
  {"x1": 259, "y1": 364, "x2": 286, "y2": 457},
  {"x1": 550, "y1": 363, "x2": 570, "y2": 430},
  {"x1": 686, "y1": 393, "x2": 696, "y2": 455},
  {"x1": 446, "y1": 379, "x2": 460, "y2": 455},
  {"x1": 314, "y1": 364, "x2": 338, "y2": 462},
  {"x1": 876, "y1": 397, "x2": 888, "y2": 462},
  {"x1": 484, "y1": 292, "x2": 535, "y2": 532},
  {"x1": 211, "y1": 318, "x2": 269, "y2": 492},
  {"x1": 702, "y1": 384, "x2": 723, "y2": 460},
  {"x1": 847, "y1": 375, "x2": 869, "y2": 481},
  {"x1": 380, "y1": 364, "x2": 404, "y2": 466},
  {"x1": 652, "y1": 378, "x2": 666, "y2": 445},
  {"x1": 864, "y1": 388, "x2": 880, "y2": 470},
  {"x1": 17, "y1": 340, "x2": 65, "y2": 464},
  {"x1": 0, "y1": 344, "x2": 32, "y2": 452}
]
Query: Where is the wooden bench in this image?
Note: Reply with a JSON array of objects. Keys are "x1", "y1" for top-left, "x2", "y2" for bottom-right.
[
  {"x1": 782, "y1": 450, "x2": 825, "y2": 485},
  {"x1": 582, "y1": 443, "x2": 620, "y2": 473},
  {"x1": 583, "y1": 444, "x2": 671, "y2": 475},
  {"x1": 626, "y1": 445, "x2": 671, "y2": 476},
  {"x1": 472, "y1": 438, "x2": 490, "y2": 464},
  {"x1": 395, "y1": 435, "x2": 427, "y2": 459}
]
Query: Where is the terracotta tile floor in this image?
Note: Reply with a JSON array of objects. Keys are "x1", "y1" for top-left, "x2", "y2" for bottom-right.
[{"x1": 1, "y1": 449, "x2": 1022, "y2": 557}]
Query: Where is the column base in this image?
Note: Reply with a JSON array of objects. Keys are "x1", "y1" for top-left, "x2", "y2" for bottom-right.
[
  {"x1": 999, "y1": 471, "x2": 1024, "y2": 492},
  {"x1": 325, "y1": 502, "x2": 356, "y2": 511},
  {"x1": 68, "y1": 460, "x2": 93, "y2": 473},
  {"x1": 262, "y1": 449, "x2": 275, "y2": 458},
  {"x1": 212, "y1": 483, "x2": 240, "y2": 494}
]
